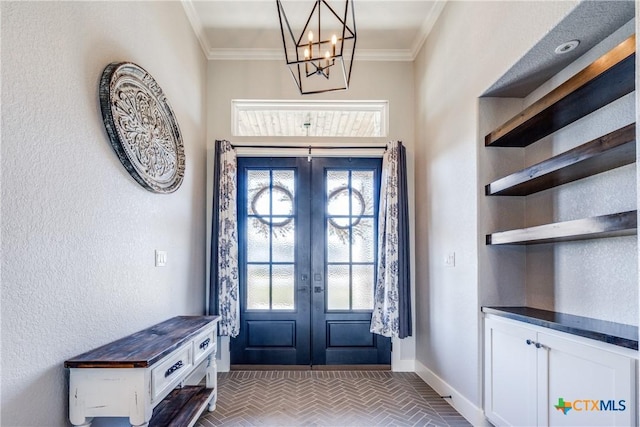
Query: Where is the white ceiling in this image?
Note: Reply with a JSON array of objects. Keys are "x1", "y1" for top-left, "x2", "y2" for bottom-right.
[
  {"x1": 484, "y1": 0, "x2": 635, "y2": 97},
  {"x1": 182, "y1": 0, "x2": 446, "y2": 61},
  {"x1": 181, "y1": 0, "x2": 636, "y2": 97}
]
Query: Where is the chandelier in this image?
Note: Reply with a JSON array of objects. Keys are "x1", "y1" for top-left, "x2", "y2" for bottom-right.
[{"x1": 277, "y1": 0, "x2": 356, "y2": 95}]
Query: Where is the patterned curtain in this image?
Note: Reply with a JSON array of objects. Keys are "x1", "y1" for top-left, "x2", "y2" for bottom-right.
[
  {"x1": 209, "y1": 140, "x2": 240, "y2": 337},
  {"x1": 370, "y1": 141, "x2": 412, "y2": 339}
]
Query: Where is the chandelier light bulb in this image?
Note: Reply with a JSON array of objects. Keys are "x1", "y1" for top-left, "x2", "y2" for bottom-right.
[
  {"x1": 325, "y1": 51, "x2": 331, "y2": 76},
  {"x1": 304, "y1": 48, "x2": 310, "y2": 74}
]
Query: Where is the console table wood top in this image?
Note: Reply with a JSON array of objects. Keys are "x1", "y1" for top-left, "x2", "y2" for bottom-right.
[{"x1": 65, "y1": 315, "x2": 219, "y2": 369}]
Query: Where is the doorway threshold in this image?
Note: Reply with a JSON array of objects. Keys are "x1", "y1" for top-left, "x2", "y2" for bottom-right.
[{"x1": 230, "y1": 364, "x2": 391, "y2": 371}]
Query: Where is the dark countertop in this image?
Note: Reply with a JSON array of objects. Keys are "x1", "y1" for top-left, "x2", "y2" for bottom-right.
[{"x1": 482, "y1": 306, "x2": 638, "y2": 351}]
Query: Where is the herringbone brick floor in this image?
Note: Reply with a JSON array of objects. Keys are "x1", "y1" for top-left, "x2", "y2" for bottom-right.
[{"x1": 196, "y1": 371, "x2": 471, "y2": 426}]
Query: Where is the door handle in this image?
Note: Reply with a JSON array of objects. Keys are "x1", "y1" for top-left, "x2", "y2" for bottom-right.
[
  {"x1": 298, "y1": 274, "x2": 309, "y2": 292},
  {"x1": 314, "y1": 286, "x2": 323, "y2": 293}
]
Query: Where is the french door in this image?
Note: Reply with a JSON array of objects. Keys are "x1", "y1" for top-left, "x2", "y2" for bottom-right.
[{"x1": 231, "y1": 157, "x2": 391, "y2": 366}]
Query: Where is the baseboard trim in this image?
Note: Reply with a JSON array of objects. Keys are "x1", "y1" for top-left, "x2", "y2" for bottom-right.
[
  {"x1": 312, "y1": 364, "x2": 391, "y2": 371},
  {"x1": 391, "y1": 358, "x2": 415, "y2": 372},
  {"x1": 414, "y1": 360, "x2": 490, "y2": 427},
  {"x1": 231, "y1": 365, "x2": 310, "y2": 371}
]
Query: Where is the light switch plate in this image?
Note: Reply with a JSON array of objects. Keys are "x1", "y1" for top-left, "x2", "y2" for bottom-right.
[
  {"x1": 444, "y1": 252, "x2": 455, "y2": 267},
  {"x1": 155, "y1": 250, "x2": 167, "y2": 267}
]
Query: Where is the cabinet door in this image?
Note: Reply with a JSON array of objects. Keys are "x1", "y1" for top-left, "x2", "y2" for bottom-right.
[
  {"x1": 539, "y1": 332, "x2": 636, "y2": 426},
  {"x1": 485, "y1": 317, "x2": 538, "y2": 426}
]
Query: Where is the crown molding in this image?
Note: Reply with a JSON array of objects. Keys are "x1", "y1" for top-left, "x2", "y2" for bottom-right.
[
  {"x1": 181, "y1": 0, "x2": 213, "y2": 57},
  {"x1": 182, "y1": 0, "x2": 447, "y2": 62},
  {"x1": 357, "y1": 49, "x2": 414, "y2": 62},
  {"x1": 410, "y1": 0, "x2": 447, "y2": 60},
  {"x1": 208, "y1": 48, "x2": 284, "y2": 61},
  {"x1": 207, "y1": 48, "x2": 414, "y2": 61}
]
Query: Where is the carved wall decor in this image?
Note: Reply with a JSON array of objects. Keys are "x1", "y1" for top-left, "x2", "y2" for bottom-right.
[{"x1": 99, "y1": 62, "x2": 185, "y2": 193}]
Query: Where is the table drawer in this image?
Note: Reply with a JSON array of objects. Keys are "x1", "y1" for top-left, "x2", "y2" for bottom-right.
[
  {"x1": 151, "y1": 344, "x2": 193, "y2": 401},
  {"x1": 193, "y1": 327, "x2": 216, "y2": 365}
]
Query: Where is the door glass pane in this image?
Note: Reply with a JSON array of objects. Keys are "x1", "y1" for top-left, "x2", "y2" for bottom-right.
[
  {"x1": 350, "y1": 188, "x2": 365, "y2": 218},
  {"x1": 327, "y1": 220, "x2": 349, "y2": 262},
  {"x1": 245, "y1": 167, "x2": 296, "y2": 311},
  {"x1": 351, "y1": 170, "x2": 375, "y2": 215},
  {"x1": 327, "y1": 265, "x2": 350, "y2": 310},
  {"x1": 247, "y1": 264, "x2": 270, "y2": 310},
  {"x1": 352, "y1": 218, "x2": 374, "y2": 263},
  {"x1": 248, "y1": 170, "x2": 270, "y2": 216},
  {"x1": 272, "y1": 218, "x2": 295, "y2": 262},
  {"x1": 325, "y1": 168, "x2": 377, "y2": 311},
  {"x1": 326, "y1": 171, "x2": 349, "y2": 216},
  {"x1": 272, "y1": 265, "x2": 295, "y2": 310},
  {"x1": 352, "y1": 265, "x2": 374, "y2": 310},
  {"x1": 272, "y1": 170, "x2": 294, "y2": 216},
  {"x1": 247, "y1": 224, "x2": 269, "y2": 262},
  {"x1": 327, "y1": 185, "x2": 351, "y2": 217}
]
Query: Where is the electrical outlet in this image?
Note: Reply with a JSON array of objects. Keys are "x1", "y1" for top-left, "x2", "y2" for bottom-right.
[
  {"x1": 444, "y1": 252, "x2": 455, "y2": 267},
  {"x1": 155, "y1": 250, "x2": 167, "y2": 267}
]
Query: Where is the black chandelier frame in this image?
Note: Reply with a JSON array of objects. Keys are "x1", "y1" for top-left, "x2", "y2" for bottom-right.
[{"x1": 277, "y1": 0, "x2": 357, "y2": 95}]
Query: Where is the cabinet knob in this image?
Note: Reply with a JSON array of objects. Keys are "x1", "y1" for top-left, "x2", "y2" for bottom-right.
[
  {"x1": 535, "y1": 342, "x2": 546, "y2": 349},
  {"x1": 526, "y1": 339, "x2": 534, "y2": 345}
]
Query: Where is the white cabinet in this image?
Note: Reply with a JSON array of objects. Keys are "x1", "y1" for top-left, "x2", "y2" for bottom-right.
[
  {"x1": 484, "y1": 314, "x2": 637, "y2": 427},
  {"x1": 542, "y1": 332, "x2": 635, "y2": 427},
  {"x1": 484, "y1": 316, "x2": 538, "y2": 426}
]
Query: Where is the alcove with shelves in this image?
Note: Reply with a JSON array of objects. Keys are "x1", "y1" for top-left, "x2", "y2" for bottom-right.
[
  {"x1": 478, "y1": 13, "x2": 638, "y2": 426},
  {"x1": 478, "y1": 22, "x2": 638, "y2": 327},
  {"x1": 485, "y1": 34, "x2": 637, "y2": 246},
  {"x1": 479, "y1": 25, "x2": 639, "y2": 427}
]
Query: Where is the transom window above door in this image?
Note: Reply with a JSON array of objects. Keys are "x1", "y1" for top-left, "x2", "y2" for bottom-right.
[{"x1": 231, "y1": 100, "x2": 389, "y2": 138}]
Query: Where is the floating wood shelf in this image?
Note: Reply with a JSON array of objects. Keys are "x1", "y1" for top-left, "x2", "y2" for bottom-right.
[
  {"x1": 486, "y1": 123, "x2": 636, "y2": 196},
  {"x1": 486, "y1": 210, "x2": 637, "y2": 245},
  {"x1": 485, "y1": 35, "x2": 635, "y2": 147}
]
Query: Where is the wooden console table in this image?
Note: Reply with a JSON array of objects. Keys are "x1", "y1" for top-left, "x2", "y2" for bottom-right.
[{"x1": 65, "y1": 316, "x2": 219, "y2": 427}]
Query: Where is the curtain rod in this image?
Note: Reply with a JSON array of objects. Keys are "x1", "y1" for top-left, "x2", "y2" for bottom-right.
[{"x1": 231, "y1": 144, "x2": 386, "y2": 150}]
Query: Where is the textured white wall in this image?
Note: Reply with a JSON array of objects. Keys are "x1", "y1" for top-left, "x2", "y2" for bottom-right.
[
  {"x1": 1, "y1": 2, "x2": 207, "y2": 426},
  {"x1": 206, "y1": 59, "x2": 417, "y2": 369},
  {"x1": 413, "y1": 0, "x2": 578, "y2": 421}
]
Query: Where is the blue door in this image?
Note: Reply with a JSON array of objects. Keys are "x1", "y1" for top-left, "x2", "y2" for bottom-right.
[{"x1": 231, "y1": 157, "x2": 390, "y2": 366}]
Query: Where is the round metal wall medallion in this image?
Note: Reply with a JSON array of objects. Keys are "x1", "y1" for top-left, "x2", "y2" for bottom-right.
[{"x1": 99, "y1": 62, "x2": 185, "y2": 193}]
